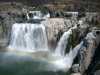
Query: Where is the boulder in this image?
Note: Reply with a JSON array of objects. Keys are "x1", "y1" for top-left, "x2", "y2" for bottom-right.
[
  {"x1": 42, "y1": 18, "x2": 74, "y2": 49},
  {"x1": 71, "y1": 73, "x2": 81, "y2": 75},
  {"x1": 94, "y1": 70, "x2": 100, "y2": 75},
  {"x1": 79, "y1": 31, "x2": 100, "y2": 74}
]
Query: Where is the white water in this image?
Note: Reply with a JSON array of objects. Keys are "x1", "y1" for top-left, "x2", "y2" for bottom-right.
[
  {"x1": 8, "y1": 23, "x2": 48, "y2": 52},
  {"x1": 55, "y1": 25, "x2": 77, "y2": 57},
  {"x1": 8, "y1": 21, "x2": 82, "y2": 71},
  {"x1": 7, "y1": 11, "x2": 85, "y2": 72},
  {"x1": 27, "y1": 11, "x2": 50, "y2": 20},
  {"x1": 55, "y1": 29, "x2": 72, "y2": 56},
  {"x1": 51, "y1": 41, "x2": 83, "y2": 71}
]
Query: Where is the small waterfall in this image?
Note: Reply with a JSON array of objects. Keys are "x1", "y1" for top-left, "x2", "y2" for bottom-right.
[
  {"x1": 55, "y1": 29, "x2": 72, "y2": 56},
  {"x1": 69, "y1": 41, "x2": 83, "y2": 59},
  {"x1": 51, "y1": 41, "x2": 83, "y2": 71},
  {"x1": 27, "y1": 11, "x2": 50, "y2": 20},
  {"x1": 55, "y1": 26, "x2": 77, "y2": 56},
  {"x1": 8, "y1": 23, "x2": 48, "y2": 51}
]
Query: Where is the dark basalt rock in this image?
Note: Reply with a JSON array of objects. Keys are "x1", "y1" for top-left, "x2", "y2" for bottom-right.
[
  {"x1": 27, "y1": 19, "x2": 44, "y2": 24},
  {"x1": 85, "y1": 43, "x2": 100, "y2": 75}
]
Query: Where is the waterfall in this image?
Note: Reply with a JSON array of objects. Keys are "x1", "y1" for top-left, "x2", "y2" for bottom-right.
[
  {"x1": 55, "y1": 26, "x2": 77, "y2": 56},
  {"x1": 51, "y1": 41, "x2": 83, "y2": 71},
  {"x1": 6, "y1": 10, "x2": 85, "y2": 71},
  {"x1": 8, "y1": 23, "x2": 48, "y2": 51},
  {"x1": 55, "y1": 29, "x2": 72, "y2": 56},
  {"x1": 26, "y1": 11, "x2": 50, "y2": 20},
  {"x1": 49, "y1": 25, "x2": 84, "y2": 71}
]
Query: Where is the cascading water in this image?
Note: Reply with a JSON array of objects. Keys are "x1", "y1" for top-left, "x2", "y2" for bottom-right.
[
  {"x1": 6, "y1": 11, "x2": 84, "y2": 72},
  {"x1": 55, "y1": 26, "x2": 77, "y2": 57},
  {"x1": 51, "y1": 41, "x2": 83, "y2": 71},
  {"x1": 26, "y1": 11, "x2": 50, "y2": 20},
  {"x1": 7, "y1": 19, "x2": 83, "y2": 72},
  {"x1": 8, "y1": 23, "x2": 48, "y2": 51},
  {"x1": 55, "y1": 29, "x2": 72, "y2": 56}
]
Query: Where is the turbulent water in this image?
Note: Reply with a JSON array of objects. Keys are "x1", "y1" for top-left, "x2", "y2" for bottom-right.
[
  {"x1": 55, "y1": 30, "x2": 72, "y2": 56},
  {"x1": 55, "y1": 25, "x2": 77, "y2": 56},
  {"x1": 8, "y1": 23, "x2": 48, "y2": 51},
  {"x1": 26, "y1": 11, "x2": 50, "y2": 20},
  {"x1": 7, "y1": 21, "x2": 83, "y2": 72}
]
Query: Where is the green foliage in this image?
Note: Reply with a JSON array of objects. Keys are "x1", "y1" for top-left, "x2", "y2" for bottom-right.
[
  {"x1": 71, "y1": 29, "x2": 80, "y2": 48},
  {"x1": 32, "y1": 6, "x2": 49, "y2": 14},
  {"x1": 65, "y1": 34, "x2": 72, "y2": 53},
  {"x1": 0, "y1": 20, "x2": 8, "y2": 38},
  {"x1": 0, "y1": 25, "x2": 3, "y2": 33},
  {"x1": 65, "y1": 29, "x2": 80, "y2": 54},
  {"x1": 95, "y1": 24, "x2": 100, "y2": 28}
]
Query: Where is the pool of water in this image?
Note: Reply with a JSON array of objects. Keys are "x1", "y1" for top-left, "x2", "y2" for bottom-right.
[{"x1": 0, "y1": 51, "x2": 70, "y2": 75}]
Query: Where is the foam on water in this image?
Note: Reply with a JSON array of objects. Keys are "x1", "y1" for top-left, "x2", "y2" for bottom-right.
[{"x1": 8, "y1": 23, "x2": 48, "y2": 51}]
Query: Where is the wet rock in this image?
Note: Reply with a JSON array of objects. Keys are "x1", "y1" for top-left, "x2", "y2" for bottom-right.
[
  {"x1": 94, "y1": 70, "x2": 100, "y2": 75},
  {"x1": 0, "y1": 39, "x2": 8, "y2": 52},
  {"x1": 71, "y1": 73, "x2": 81, "y2": 75},
  {"x1": 72, "y1": 64, "x2": 79, "y2": 73},
  {"x1": 85, "y1": 43, "x2": 100, "y2": 75},
  {"x1": 41, "y1": 18, "x2": 74, "y2": 49},
  {"x1": 78, "y1": 31, "x2": 100, "y2": 74}
]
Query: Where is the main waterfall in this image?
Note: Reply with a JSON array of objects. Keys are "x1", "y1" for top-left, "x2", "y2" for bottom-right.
[{"x1": 8, "y1": 23, "x2": 48, "y2": 52}]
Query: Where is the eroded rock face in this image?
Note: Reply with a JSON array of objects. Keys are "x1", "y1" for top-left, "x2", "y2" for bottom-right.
[
  {"x1": 42, "y1": 18, "x2": 74, "y2": 49},
  {"x1": 94, "y1": 70, "x2": 100, "y2": 75},
  {"x1": 0, "y1": 12, "x2": 26, "y2": 48},
  {"x1": 78, "y1": 31, "x2": 100, "y2": 74}
]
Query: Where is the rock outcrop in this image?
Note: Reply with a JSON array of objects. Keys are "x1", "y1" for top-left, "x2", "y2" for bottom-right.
[
  {"x1": 42, "y1": 18, "x2": 74, "y2": 49},
  {"x1": 77, "y1": 30, "x2": 100, "y2": 75}
]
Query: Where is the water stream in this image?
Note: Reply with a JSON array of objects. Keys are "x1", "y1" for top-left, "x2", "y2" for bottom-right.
[
  {"x1": 8, "y1": 23, "x2": 48, "y2": 51},
  {"x1": 1, "y1": 11, "x2": 84, "y2": 73}
]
